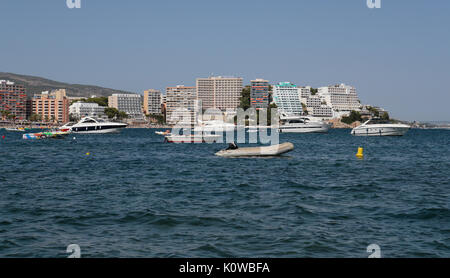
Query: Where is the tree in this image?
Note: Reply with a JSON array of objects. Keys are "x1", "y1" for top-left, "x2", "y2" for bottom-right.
[
  {"x1": 310, "y1": 88, "x2": 318, "y2": 95},
  {"x1": 85, "y1": 97, "x2": 109, "y2": 107},
  {"x1": 117, "y1": 111, "x2": 128, "y2": 120},
  {"x1": 381, "y1": 112, "x2": 390, "y2": 120},
  {"x1": 71, "y1": 97, "x2": 108, "y2": 107},
  {"x1": 104, "y1": 107, "x2": 119, "y2": 119},
  {"x1": 147, "y1": 113, "x2": 165, "y2": 124},
  {"x1": 341, "y1": 111, "x2": 362, "y2": 125},
  {"x1": 239, "y1": 86, "x2": 251, "y2": 110}
]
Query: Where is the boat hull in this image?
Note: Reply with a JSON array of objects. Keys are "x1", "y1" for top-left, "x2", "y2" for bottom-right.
[
  {"x1": 69, "y1": 125, "x2": 127, "y2": 134},
  {"x1": 165, "y1": 135, "x2": 221, "y2": 143},
  {"x1": 216, "y1": 142, "x2": 295, "y2": 157},
  {"x1": 279, "y1": 124, "x2": 330, "y2": 133},
  {"x1": 351, "y1": 126, "x2": 410, "y2": 136},
  {"x1": 70, "y1": 128, "x2": 125, "y2": 134}
]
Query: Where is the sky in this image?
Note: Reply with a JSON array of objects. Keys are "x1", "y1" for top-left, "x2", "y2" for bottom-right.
[{"x1": 1, "y1": 0, "x2": 449, "y2": 121}]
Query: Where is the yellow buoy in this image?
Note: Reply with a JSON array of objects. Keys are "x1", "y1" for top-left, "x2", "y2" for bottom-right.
[
  {"x1": 86, "y1": 152, "x2": 91, "y2": 156},
  {"x1": 356, "y1": 147, "x2": 364, "y2": 159}
]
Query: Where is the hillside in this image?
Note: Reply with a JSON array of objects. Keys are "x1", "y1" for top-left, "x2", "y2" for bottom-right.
[{"x1": 0, "y1": 72, "x2": 134, "y2": 98}]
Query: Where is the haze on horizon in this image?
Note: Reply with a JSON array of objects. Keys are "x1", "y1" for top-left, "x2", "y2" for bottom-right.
[{"x1": 1, "y1": 0, "x2": 449, "y2": 122}]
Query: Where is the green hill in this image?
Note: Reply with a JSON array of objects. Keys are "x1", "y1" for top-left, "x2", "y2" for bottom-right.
[{"x1": 0, "y1": 72, "x2": 134, "y2": 98}]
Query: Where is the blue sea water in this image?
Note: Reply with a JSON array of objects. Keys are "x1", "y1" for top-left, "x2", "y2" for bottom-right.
[{"x1": 0, "y1": 128, "x2": 449, "y2": 258}]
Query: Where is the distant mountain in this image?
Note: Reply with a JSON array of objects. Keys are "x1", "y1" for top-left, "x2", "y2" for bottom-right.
[{"x1": 0, "y1": 72, "x2": 134, "y2": 98}]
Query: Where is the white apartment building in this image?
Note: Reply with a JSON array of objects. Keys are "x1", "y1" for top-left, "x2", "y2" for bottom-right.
[
  {"x1": 318, "y1": 84, "x2": 361, "y2": 112},
  {"x1": 196, "y1": 76, "x2": 243, "y2": 111},
  {"x1": 311, "y1": 106, "x2": 333, "y2": 118},
  {"x1": 306, "y1": 96, "x2": 322, "y2": 109},
  {"x1": 108, "y1": 93, "x2": 143, "y2": 119},
  {"x1": 143, "y1": 89, "x2": 162, "y2": 115},
  {"x1": 272, "y1": 82, "x2": 303, "y2": 116},
  {"x1": 166, "y1": 85, "x2": 198, "y2": 125},
  {"x1": 298, "y1": 86, "x2": 312, "y2": 104},
  {"x1": 69, "y1": 102, "x2": 106, "y2": 119}
]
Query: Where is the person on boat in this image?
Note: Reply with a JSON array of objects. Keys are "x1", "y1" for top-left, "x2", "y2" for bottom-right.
[{"x1": 226, "y1": 142, "x2": 239, "y2": 150}]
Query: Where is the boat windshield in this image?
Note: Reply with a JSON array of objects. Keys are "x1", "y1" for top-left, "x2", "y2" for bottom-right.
[
  {"x1": 288, "y1": 119, "x2": 305, "y2": 124},
  {"x1": 81, "y1": 119, "x2": 97, "y2": 123},
  {"x1": 80, "y1": 117, "x2": 101, "y2": 123}
]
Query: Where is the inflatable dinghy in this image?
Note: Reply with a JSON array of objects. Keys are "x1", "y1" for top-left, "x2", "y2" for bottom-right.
[{"x1": 215, "y1": 142, "x2": 294, "y2": 157}]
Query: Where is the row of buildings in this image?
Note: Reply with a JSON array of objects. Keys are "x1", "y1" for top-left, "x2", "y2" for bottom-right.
[
  {"x1": 1, "y1": 77, "x2": 368, "y2": 125},
  {"x1": 273, "y1": 82, "x2": 362, "y2": 119},
  {"x1": 0, "y1": 80, "x2": 71, "y2": 123}
]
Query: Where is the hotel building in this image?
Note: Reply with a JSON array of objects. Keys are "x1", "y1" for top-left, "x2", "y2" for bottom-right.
[
  {"x1": 108, "y1": 94, "x2": 143, "y2": 119},
  {"x1": 32, "y1": 89, "x2": 70, "y2": 123},
  {"x1": 69, "y1": 102, "x2": 106, "y2": 119},
  {"x1": 196, "y1": 76, "x2": 243, "y2": 111},
  {"x1": 166, "y1": 85, "x2": 198, "y2": 125},
  {"x1": 143, "y1": 89, "x2": 162, "y2": 115},
  {"x1": 318, "y1": 84, "x2": 361, "y2": 112},
  {"x1": 272, "y1": 82, "x2": 303, "y2": 116},
  {"x1": 250, "y1": 79, "x2": 270, "y2": 110},
  {"x1": 0, "y1": 80, "x2": 28, "y2": 120}
]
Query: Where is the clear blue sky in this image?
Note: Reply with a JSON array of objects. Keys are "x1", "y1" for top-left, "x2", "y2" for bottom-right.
[{"x1": 1, "y1": 0, "x2": 449, "y2": 121}]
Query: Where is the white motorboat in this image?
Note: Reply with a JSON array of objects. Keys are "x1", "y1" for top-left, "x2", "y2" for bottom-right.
[
  {"x1": 61, "y1": 117, "x2": 127, "y2": 134},
  {"x1": 165, "y1": 134, "x2": 221, "y2": 143},
  {"x1": 351, "y1": 118, "x2": 410, "y2": 136},
  {"x1": 215, "y1": 142, "x2": 294, "y2": 157},
  {"x1": 194, "y1": 120, "x2": 236, "y2": 132},
  {"x1": 5, "y1": 127, "x2": 28, "y2": 132},
  {"x1": 279, "y1": 116, "x2": 330, "y2": 133}
]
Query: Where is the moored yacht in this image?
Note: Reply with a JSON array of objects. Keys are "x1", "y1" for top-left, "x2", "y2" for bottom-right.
[
  {"x1": 61, "y1": 117, "x2": 127, "y2": 134},
  {"x1": 351, "y1": 118, "x2": 410, "y2": 136},
  {"x1": 279, "y1": 116, "x2": 330, "y2": 133},
  {"x1": 194, "y1": 120, "x2": 236, "y2": 132}
]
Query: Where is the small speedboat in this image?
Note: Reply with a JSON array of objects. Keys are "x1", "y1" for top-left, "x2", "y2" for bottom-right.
[
  {"x1": 23, "y1": 131, "x2": 70, "y2": 140},
  {"x1": 5, "y1": 127, "x2": 28, "y2": 132},
  {"x1": 215, "y1": 142, "x2": 294, "y2": 157},
  {"x1": 351, "y1": 118, "x2": 411, "y2": 136}
]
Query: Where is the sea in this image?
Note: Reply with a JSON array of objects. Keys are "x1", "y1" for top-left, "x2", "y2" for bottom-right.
[{"x1": 0, "y1": 128, "x2": 449, "y2": 258}]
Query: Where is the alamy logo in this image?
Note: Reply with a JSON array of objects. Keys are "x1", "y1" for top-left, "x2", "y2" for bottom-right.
[
  {"x1": 367, "y1": 244, "x2": 381, "y2": 258},
  {"x1": 367, "y1": 0, "x2": 381, "y2": 9},
  {"x1": 66, "y1": 0, "x2": 81, "y2": 9},
  {"x1": 67, "y1": 244, "x2": 81, "y2": 258}
]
